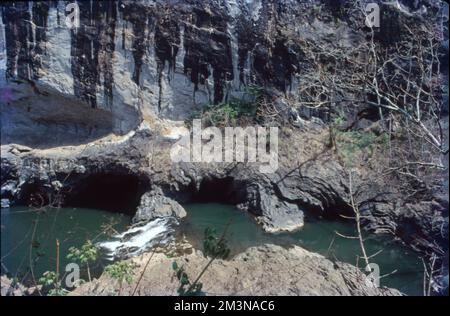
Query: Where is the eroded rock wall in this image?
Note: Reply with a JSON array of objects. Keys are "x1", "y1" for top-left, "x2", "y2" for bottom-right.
[
  {"x1": 0, "y1": 0, "x2": 346, "y2": 121},
  {"x1": 2, "y1": 1, "x2": 445, "y2": 129}
]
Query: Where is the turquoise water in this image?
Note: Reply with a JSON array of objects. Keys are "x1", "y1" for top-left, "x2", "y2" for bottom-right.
[
  {"x1": 181, "y1": 203, "x2": 424, "y2": 296},
  {"x1": 0, "y1": 206, "x2": 130, "y2": 282},
  {"x1": 1, "y1": 203, "x2": 424, "y2": 295}
]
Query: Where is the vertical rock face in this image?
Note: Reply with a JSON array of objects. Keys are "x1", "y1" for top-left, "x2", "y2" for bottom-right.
[
  {"x1": 119, "y1": 2, "x2": 148, "y2": 87},
  {"x1": 0, "y1": 0, "x2": 309, "y2": 121},
  {"x1": 236, "y1": 0, "x2": 300, "y2": 92},
  {"x1": 183, "y1": 5, "x2": 234, "y2": 104},
  {"x1": 31, "y1": 2, "x2": 51, "y2": 79},
  {"x1": 71, "y1": 1, "x2": 117, "y2": 108},
  {"x1": 1, "y1": 1, "x2": 52, "y2": 80},
  {"x1": 2, "y1": 2, "x2": 33, "y2": 80},
  {"x1": 0, "y1": 0, "x2": 446, "y2": 122}
]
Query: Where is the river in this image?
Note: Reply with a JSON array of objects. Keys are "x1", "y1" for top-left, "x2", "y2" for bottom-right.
[{"x1": 1, "y1": 203, "x2": 424, "y2": 295}]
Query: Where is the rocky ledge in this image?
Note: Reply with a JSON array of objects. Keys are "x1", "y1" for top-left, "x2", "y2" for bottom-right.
[{"x1": 71, "y1": 243, "x2": 402, "y2": 296}]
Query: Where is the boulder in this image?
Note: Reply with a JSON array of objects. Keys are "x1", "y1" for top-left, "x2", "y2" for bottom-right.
[
  {"x1": 240, "y1": 183, "x2": 304, "y2": 233},
  {"x1": 133, "y1": 189, "x2": 187, "y2": 223}
]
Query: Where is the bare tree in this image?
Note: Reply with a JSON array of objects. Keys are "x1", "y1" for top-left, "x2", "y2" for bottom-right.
[{"x1": 284, "y1": 2, "x2": 448, "y2": 201}]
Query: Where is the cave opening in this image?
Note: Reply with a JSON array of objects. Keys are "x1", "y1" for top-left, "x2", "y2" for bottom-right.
[
  {"x1": 189, "y1": 177, "x2": 244, "y2": 205},
  {"x1": 17, "y1": 181, "x2": 52, "y2": 207},
  {"x1": 64, "y1": 173, "x2": 150, "y2": 215},
  {"x1": 300, "y1": 198, "x2": 355, "y2": 223}
]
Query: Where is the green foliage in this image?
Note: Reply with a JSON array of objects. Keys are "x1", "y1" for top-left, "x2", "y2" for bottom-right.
[
  {"x1": 66, "y1": 240, "x2": 99, "y2": 265},
  {"x1": 377, "y1": 132, "x2": 390, "y2": 147},
  {"x1": 172, "y1": 261, "x2": 203, "y2": 296},
  {"x1": 187, "y1": 85, "x2": 264, "y2": 127},
  {"x1": 105, "y1": 261, "x2": 137, "y2": 286},
  {"x1": 332, "y1": 115, "x2": 346, "y2": 128},
  {"x1": 39, "y1": 240, "x2": 99, "y2": 296},
  {"x1": 330, "y1": 115, "x2": 391, "y2": 167},
  {"x1": 335, "y1": 129, "x2": 388, "y2": 166},
  {"x1": 38, "y1": 271, "x2": 59, "y2": 288},
  {"x1": 245, "y1": 85, "x2": 264, "y2": 99},
  {"x1": 171, "y1": 226, "x2": 231, "y2": 296},
  {"x1": 48, "y1": 288, "x2": 69, "y2": 296},
  {"x1": 203, "y1": 227, "x2": 230, "y2": 260},
  {"x1": 207, "y1": 102, "x2": 240, "y2": 126},
  {"x1": 38, "y1": 271, "x2": 68, "y2": 296},
  {"x1": 341, "y1": 131, "x2": 378, "y2": 149},
  {"x1": 313, "y1": 4, "x2": 322, "y2": 16}
]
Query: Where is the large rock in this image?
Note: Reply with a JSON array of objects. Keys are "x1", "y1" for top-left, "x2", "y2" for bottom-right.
[
  {"x1": 133, "y1": 189, "x2": 187, "y2": 223},
  {"x1": 239, "y1": 183, "x2": 304, "y2": 233},
  {"x1": 71, "y1": 244, "x2": 403, "y2": 296},
  {"x1": 1, "y1": 0, "x2": 307, "y2": 130}
]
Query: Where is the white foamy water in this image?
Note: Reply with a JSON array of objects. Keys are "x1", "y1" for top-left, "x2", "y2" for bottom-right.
[{"x1": 99, "y1": 217, "x2": 175, "y2": 260}]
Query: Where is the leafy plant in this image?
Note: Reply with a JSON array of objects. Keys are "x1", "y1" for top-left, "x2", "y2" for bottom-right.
[
  {"x1": 172, "y1": 226, "x2": 231, "y2": 296},
  {"x1": 203, "y1": 227, "x2": 230, "y2": 259},
  {"x1": 334, "y1": 129, "x2": 390, "y2": 167},
  {"x1": 105, "y1": 261, "x2": 137, "y2": 295},
  {"x1": 67, "y1": 240, "x2": 99, "y2": 282},
  {"x1": 330, "y1": 116, "x2": 390, "y2": 167},
  {"x1": 246, "y1": 85, "x2": 264, "y2": 99},
  {"x1": 188, "y1": 85, "x2": 265, "y2": 127},
  {"x1": 38, "y1": 271, "x2": 58, "y2": 288},
  {"x1": 332, "y1": 115, "x2": 346, "y2": 128},
  {"x1": 172, "y1": 261, "x2": 203, "y2": 296},
  {"x1": 203, "y1": 102, "x2": 239, "y2": 126},
  {"x1": 38, "y1": 271, "x2": 67, "y2": 296}
]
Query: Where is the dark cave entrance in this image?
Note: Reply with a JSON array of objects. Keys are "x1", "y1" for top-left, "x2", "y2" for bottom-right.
[
  {"x1": 188, "y1": 177, "x2": 244, "y2": 205},
  {"x1": 17, "y1": 181, "x2": 52, "y2": 207},
  {"x1": 64, "y1": 173, "x2": 150, "y2": 215},
  {"x1": 302, "y1": 200, "x2": 355, "y2": 223},
  {"x1": 186, "y1": 176, "x2": 354, "y2": 223}
]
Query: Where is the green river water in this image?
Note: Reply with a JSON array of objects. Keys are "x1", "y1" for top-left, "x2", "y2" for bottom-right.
[
  {"x1": 1, "y1": 203, "x2": 424, "y2": 295},
  {"x1": 1, "y1": 206, "x2": 130, "y2": 282}
]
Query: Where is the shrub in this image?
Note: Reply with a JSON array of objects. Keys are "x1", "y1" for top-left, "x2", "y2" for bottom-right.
[
  {"x1": 67, "y1": 240, "x2": 99, "y2": 282},
  {"x1": 105, "y1": 261, "x2": 137, "y2": 295},
  {"x1": 38, "y1": 271, "x2": 68, "y2": 296},
  {"x1": 330, "y1": 116, "x2": 390, "y2": 167},
  {"x1": 171, "y1": 226, "x2": 231, "y2": 296},
  {"x1": 187, "y1": 85, "x2": 264, "y2": 127},
  {"x1": 203, "y1": 227, "x2": 230, "y2": 259},
  {"x1": 172, "y1": 261, "x2": 203, "y2": 296}
]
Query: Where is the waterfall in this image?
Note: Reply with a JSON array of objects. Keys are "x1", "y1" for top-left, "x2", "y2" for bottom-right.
[{"x1": 98, "y1": 217, "x2": 176, "y2": 260}]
